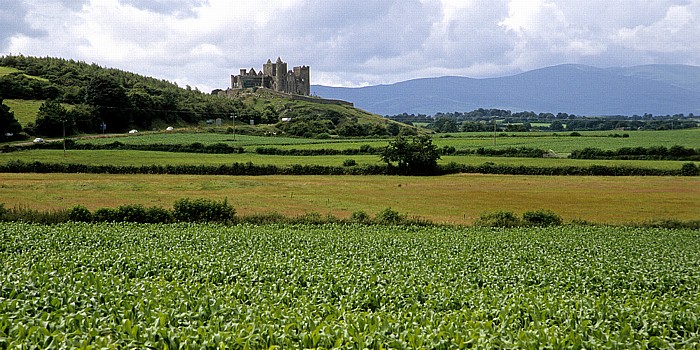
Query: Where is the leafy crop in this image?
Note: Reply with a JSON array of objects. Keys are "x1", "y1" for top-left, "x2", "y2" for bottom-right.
[{"x1": 1, "y1": 223, "x2": 699, "y2": 348}]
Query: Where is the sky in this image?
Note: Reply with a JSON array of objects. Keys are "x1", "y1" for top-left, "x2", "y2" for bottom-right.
[{"x1": 2, "y1": 0, "x2": 699, "y2": 92}]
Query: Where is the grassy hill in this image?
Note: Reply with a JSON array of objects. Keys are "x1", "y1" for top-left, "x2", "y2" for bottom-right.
[{"x1": 0, "y1": 55, "x2": 410, "y2": 138}]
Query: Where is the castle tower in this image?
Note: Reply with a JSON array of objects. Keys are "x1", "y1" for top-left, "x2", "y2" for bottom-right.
[{"x1": 274, "y1": 57, "x2": 287, "y2": 93}]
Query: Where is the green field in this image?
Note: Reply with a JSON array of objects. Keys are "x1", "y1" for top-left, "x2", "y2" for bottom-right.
[
  {"x1": 0, "y1": 66, "x2": 21, "y2": 76},
  {"x1": 2, "y1": 222, "x2": 698, "y2": 348},
  {"x1": 1, "y1": 173, "x2": 697, "y2": 224},
  {"x1": 71, "y1": 129, "x2": 700, "y2": 154},
  {"x1": 0, "y1": 148, "x2": 694, "y2": 171},
  {"x1": 2, "y1": 99, "x2": 45, "y2": 127}
]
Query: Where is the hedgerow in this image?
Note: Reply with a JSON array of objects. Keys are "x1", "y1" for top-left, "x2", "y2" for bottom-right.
[{"x1": 0, "y1": 159, "x2": 689, "y2": 176}]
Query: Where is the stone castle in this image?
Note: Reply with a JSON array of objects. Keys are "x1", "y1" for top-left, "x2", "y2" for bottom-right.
[{"x1": 231, "y1": 57, "x2": 310, "y2": 96}]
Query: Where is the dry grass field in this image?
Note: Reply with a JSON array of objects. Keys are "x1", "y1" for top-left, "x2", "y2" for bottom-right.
[{"x1": 1, "y1": 173, "x2": 697, "y2": 225}]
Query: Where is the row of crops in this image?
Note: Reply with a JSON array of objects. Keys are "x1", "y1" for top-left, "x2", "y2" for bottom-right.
[{"x1": 1, "y1": 223, "x2": 699, "y2": 348}]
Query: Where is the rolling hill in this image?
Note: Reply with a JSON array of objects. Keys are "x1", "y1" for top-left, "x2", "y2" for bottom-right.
[{"x1": 312, "y1": 64, "x2": 700, "y2": 116}]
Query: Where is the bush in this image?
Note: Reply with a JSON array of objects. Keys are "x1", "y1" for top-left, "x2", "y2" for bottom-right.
[
  {"x1": 68, "y1": 205, "x2": 93, "y2": 222},
  {"x1": 0, "y1": 203, "x2": 8, "y2": 220},
  {"x1": 475, "y1": 211, "x2": 522, "y2": 227},
  {"x1": 375, "y1": 208, "x2": 404, "y2": 225},
  {"x1": 680, "y1": 162, "x2": 699, "y2": 176},
  {"x1": 173, "y1": 198, "x2": 235, "y2": 223},
  {"x1": 522, "y1": 210, "x2": 563, "y2": 227},
  {"x1": 116, "y1": 204, "x2": 148, "y2": 223},
  {"x1": 145, "y1": 206, "x2": 174, "y2": 223},
  {"x1": 350, "y1": 210, "x2": 371, "y2": 224},
  {"x1": 93, "y1": 208, "x2": 119, "y2": 222},
  {"x1": 343, "y1": 159, "x2": 357, "y2": 167}
]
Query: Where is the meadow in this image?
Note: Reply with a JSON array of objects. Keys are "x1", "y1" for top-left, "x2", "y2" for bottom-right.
[
  {"x1": 69, "y1": 129, "x2": 700, "y2": 154},
  {"x1": 1, "y1": 222, "x2": 698, "y2": 348},
  {"x1": 1, "y1": 173, "x2": 697, "y2": 224}
]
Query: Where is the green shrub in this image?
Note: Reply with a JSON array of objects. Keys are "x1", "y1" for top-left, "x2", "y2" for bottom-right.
[
  {"x1": 375, "y1": 208, "x2": 404, "y2": 225},
  {"x1": 475, "y1": 211, "x2": 522, "y2": 227},
  {"x1": 343, "y1": 159, "x2": 357, "y2": 167},
  {"x1": 173, "y1": 198, "x2": 235, "y2": 223},
  {"x1": 350, "y1": 210, "x2": 371, "y2": 224},
  {"x1": 522, "y1": 210, "x2": 563, "y2": 227},
  {"x1": 145, "y1": 206, "x2": 174, "y2": 224},
  {"x1": 680, "y1": 162, "x2": 699, "y2": 176},
  {"x1": 0, "y1": 203, "x2": 8, "y2": 221},
  {"x1": 116, "y1": 204, "x2": 148, "y2": 223},
  {"x1": 93, "y1": 208, "x2": 119, "y2": 222},
  {"x1": 68, "y1": 205, "x2": 92, "y2": 222}
]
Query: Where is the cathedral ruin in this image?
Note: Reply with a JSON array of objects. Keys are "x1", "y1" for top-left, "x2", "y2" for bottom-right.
[{"x1": 231, "y1": 57, "x2": 310, "y2": 96}]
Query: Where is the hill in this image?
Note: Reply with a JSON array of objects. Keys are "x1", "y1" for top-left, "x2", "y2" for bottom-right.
[
  {"x1": 311, "y1": 64, "x2": 700, "y2": 116},
  {"x1": 0, "y1": 55, "x2": 404, "y2": 138}
]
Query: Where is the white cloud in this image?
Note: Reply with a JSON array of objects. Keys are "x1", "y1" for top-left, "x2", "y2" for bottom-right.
[{"x1": 2, "y1": 0, "x2": 699, "y2": 88}]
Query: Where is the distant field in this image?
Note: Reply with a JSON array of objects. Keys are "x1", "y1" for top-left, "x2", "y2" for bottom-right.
[
  {"x1": 72, "y1": 129, "x2": 700, "y2": 154},
  {"x1": 0, "y1": 66, "x2": 21, "y2": 75},
  {"x1": 3, "y1": 99, "x2": 44, "y2": 127},
  {"x1": 0, "y1": 173, "x2": 697, "y2": 224},
  {"x1": 433, "y1": 129, "x2": 700, "y2": 153},
  {"x1": 1, "y1": 149, "x2": 694, "y2": 170}
]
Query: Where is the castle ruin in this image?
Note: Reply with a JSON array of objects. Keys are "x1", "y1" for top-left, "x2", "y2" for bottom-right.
[{"x1": 231, "y1": 57, "x2": 310, "y2": 96}]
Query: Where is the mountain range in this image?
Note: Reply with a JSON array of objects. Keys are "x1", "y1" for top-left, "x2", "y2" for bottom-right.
[{"x1": 311, "y1": 64, "x2": 700, "y2": 116}]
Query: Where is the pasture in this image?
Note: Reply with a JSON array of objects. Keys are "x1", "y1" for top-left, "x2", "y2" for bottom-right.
[
  {"x1": 1, "y1": 173, "x2": 697, "y2": 224},
  {"x1": 71, "y1": 129, "x2": 700, "y2": 153},
  {"x1": 0, "y1": 149, "x2": 694, "y2": 170},
  {"x1": 1, "y1": 222, "x2": 698, "y2": 348}
]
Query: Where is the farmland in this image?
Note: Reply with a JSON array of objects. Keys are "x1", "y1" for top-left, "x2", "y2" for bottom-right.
[
  {"x1": 1, "y1": 223, "x2": 698, "y2": 348},
  {"x1": 1, "y1": 173, "x2": 697, "y2": 224},
  {"x1": 67, "y1": 128, "x2": 700, "y2": 153}
]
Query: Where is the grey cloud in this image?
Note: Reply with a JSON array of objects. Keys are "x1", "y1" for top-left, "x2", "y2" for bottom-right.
[{"x1": 0, "y1": 1, "x2": 46, "y2": 49}]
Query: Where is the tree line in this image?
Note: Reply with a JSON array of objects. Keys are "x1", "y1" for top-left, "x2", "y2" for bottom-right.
[{"x1": 386, "y1": 108, "x2": 698, "y2": 133}]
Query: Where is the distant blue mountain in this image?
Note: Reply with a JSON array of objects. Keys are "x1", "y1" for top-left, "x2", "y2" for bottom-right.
[{"x1": 311, "y1": 64, "x2": 700, "y2": 116}]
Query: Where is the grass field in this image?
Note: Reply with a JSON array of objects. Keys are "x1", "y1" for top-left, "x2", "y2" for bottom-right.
[
  {"x1": 1, "y1": 173, "x2": 697, "y2": 224},
  {"x1": 0, "y1": 66, "x2": 21, "y2": 76},
  {"x1": 71, "y1": 129, "x2": 700, "y2": 154},
  {"x1": 0, "y1": 148, "x2": 694, "y2": 171},
  {"x1": 3, "y1": 99, "x2": 45, "y2": 127},
  {"x1": 2, "y1": 223, "x2": 698, "y2": 348}
]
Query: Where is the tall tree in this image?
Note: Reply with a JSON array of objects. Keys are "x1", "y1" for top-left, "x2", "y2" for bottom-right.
[
  {"x1": 84, "y1": 74, "x2": 131, "y2": 132},
  {"x1": 0, "y1": 97, "x2": 22, "y2": 141},
  {"x1": 35, "y1": 99, "x2": 72, "y2": 137}
]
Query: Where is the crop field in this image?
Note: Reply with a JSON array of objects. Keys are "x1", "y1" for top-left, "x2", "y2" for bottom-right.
[
  {"x1": 1, "y1": 173, "x2": 698, "y2": 224},
  {"x1": 1, "y1": 223, "x2": 698, "y2": 348}
]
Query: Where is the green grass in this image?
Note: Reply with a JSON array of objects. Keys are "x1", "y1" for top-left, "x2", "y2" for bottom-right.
[
  {"x1": 0, "y1": 66, "x2": 21, "y2": 76},
  {"x1": 1, "y1": 148, "x2": 694, "y2": 170},
  {"x1": 434, "y1": 129, "x2": 700, "y2": 153},
  {"x1": 2, "y1": 222, "x2": 698, "y2": 348},
  {"x1": 72, "y1": 129, "x2": 700, "y2": 155},
  {"x1": 2, "y1": 99, "x2": 76, "y2": 127},
  {"x1": 0, "y1": 66, "x2": 49, "y2": 82},
  {"x1": 3, "y1": 99, "x2": 44, "y2": 127}
]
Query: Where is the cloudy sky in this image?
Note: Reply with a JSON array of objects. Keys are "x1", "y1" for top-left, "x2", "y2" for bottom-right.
[{"x1": 2, "y1": 0, "x2": 699, "y2": 91}]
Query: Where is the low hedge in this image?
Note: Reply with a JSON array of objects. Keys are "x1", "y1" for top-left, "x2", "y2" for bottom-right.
[{"x1": 0, "y1": 160, "x2": 691, "y2": 176}]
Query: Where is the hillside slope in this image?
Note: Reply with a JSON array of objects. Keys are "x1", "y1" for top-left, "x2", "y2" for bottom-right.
[
  {"x1": 0, "y1": 55, "x2": 402, "y2": 138},
  {"x1": 312, "y1": 64, "x2": 700, "y2": 116}
]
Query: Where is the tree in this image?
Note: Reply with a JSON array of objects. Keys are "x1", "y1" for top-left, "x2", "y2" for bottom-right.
[
  {"x1": 35, "y1": 99, "x2": 72, "y2": 137},
  {"x1": 0, "y1": 97, "x2": 22, "y2": 141},
  {"x1": 84, "y1": 74, "x2": 131, "y2": 132},
  {"x1": 380, "y1": 135, "x2": 441, "y2": 175}
]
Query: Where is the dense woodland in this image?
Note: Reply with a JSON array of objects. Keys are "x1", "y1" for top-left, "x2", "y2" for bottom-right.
[{"x1": 387, "y1": 108, "x2": 698, "y2": 133}]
